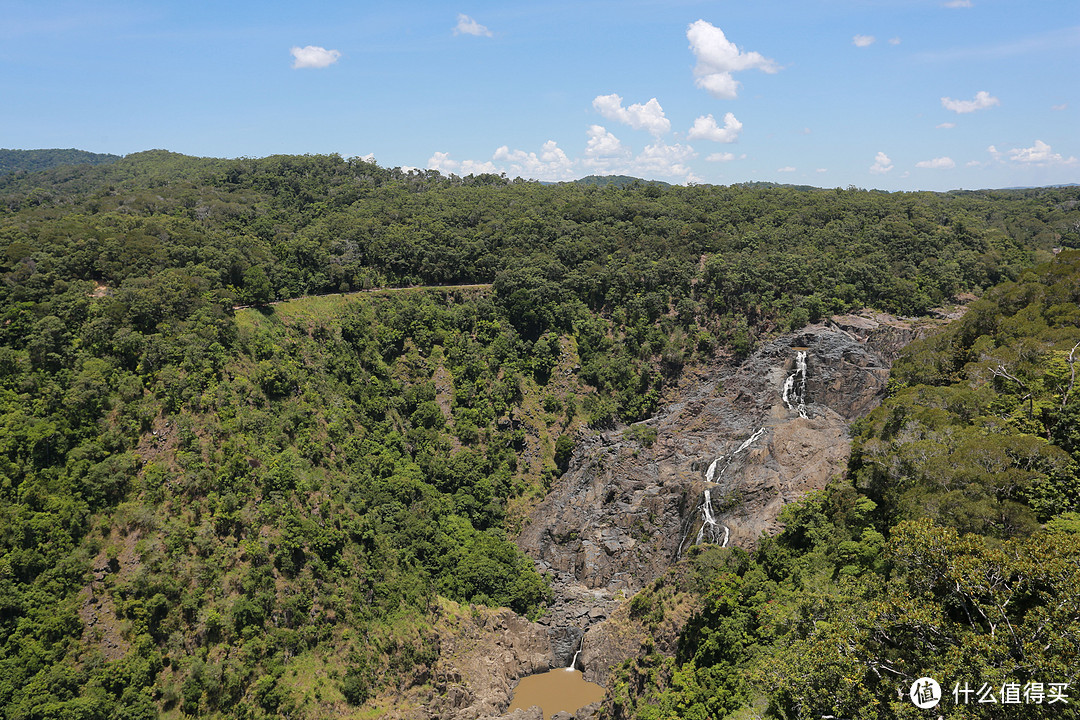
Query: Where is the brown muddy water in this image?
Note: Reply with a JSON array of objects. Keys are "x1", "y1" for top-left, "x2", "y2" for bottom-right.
[{"x1": 506, "y1": 668, "x2": 605, "y2": 719}]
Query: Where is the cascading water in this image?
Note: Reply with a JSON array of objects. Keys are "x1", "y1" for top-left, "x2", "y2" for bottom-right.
[
  {"x1": 683, "y1": 427, "x2": 769, "y2": 554},
  {"x1": 733, "y1": 426, "x2": 765, "y2": 454},
  {"x1": 693, "y1": 488, "x2": 729, "y2": 546},
  {"x1": 705, "y1": 457, "x2": 721, "y2": 483},
  {"x1": 782, "y1": 350, "x2": 809, "y2": 419},
  {"x1": 567, "y1": 635, "x2": 583, "y2": 671}
]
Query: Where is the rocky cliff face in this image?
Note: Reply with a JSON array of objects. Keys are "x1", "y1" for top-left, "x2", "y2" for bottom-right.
[
  {"x1": 516, "y1": 320, "x2": 909, "y2": 671},
  {"x1": 446, "y1": 314, "x2": 933, "y2": 717}
]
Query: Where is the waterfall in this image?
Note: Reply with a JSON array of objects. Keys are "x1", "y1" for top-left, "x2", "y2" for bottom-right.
[
  {"x1": 686, "y1": 427, "x2": 766, "y2": 556},
  {"x1": 705, "y1": 457, "x2": 722, "y2": 483},
  {"x1": 733, "y1": 426, "x2": 765, "y2": 455},
  {"x1": 782, "y1": 350, "x2": 809, "y2": 419},
  {"x1": 694, "y1": 488, "x2": 728, "y2": 545},
  {"x1": 567, "y1": 635, "x2": 583, "y2": 671}
]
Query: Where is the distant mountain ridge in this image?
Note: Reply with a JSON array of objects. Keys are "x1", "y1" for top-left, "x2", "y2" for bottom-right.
[
  {"x1": 569, "y1": 174, "x2": 671, "y2": 188},
  {"x1": 0, "y1": 148, "x2": 122, "y2": 174}
]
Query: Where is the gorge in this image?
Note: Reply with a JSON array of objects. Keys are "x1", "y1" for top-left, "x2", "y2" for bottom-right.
[{"x1": 444, "y1": 311, "x2": 934, "y2": 719}]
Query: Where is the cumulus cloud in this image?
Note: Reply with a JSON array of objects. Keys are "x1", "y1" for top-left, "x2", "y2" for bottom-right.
[
  {"x1": 777, "y1": 166, "x2": 796, "y2": 173},
  {"x1": 944, "y1": 0, "x2": 973, "y2": 7},
  {"x1": 997, "y1": 140, "x2": 1078, "y2": 167},
  {"x1": 941, "y1": 91, "x2": 1000, "y2": 113},
  {"x1": 853, "y1": 35, "x2": 876, "y2": 47},
  {"x1": 453, "y1": 14, "x2": 492, "y2": 37},
  {"x1": 937, "y1": 122, "x2": 957, "y2": 129},
  {"x1": 707, "y1": 152, "x2": 736, "y2": 163},
  {"x1": 592, "y1": 94, "x2": 671, "y2": 137},
  {"x1": 870, "y1": 151, "x2": 894, "y2": 174},
  {"x1": 426, "y1": 151, "x2": 498, "y2": 176},
  {"x1": 687, "y1": 113, "x2": 743, "y2": 143},
  {"x1": 916, "y1": 156, "x2": 956, "y2": 169},
  {"x1": 633, "y1": 141, "x2": 697, "y2": 179},
  {"x1": 1052, "y1": 103, "x2": 1068, "y2": 111},
  {"x1": 583, "y1": 125, "x2": 632, "y2": 172},
  {"x1": 687, "y1": 20, "x2": 780, "y2": 99},
  {"x1": 493, "y1": 141, "x2": 576, "y2": 181},
  {"x1": 290, "y1": 45, "x2": 341, "y2": 69}
]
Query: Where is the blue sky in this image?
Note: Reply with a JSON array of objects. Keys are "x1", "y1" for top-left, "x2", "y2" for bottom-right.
[{"x1": 2, "y1": 0, "x2": 1077, "y2": 190}]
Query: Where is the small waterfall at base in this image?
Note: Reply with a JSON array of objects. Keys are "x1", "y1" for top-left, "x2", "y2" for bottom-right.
[
  {"x1": 782, "y1": 350, "x2": 809, "y2": 419},
  {"x1": 567, "y1": 635, "x2": 584, "y2": 671}
]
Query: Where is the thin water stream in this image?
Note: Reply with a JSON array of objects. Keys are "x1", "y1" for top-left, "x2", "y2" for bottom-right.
[{"x1": 506, "y1": 667, "x2": 605, "y2": 720}]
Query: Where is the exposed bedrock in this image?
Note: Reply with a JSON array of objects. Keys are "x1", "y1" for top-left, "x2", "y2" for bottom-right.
[{"x1": 517, "y1": 321, "x2": 903, "y2": 669}]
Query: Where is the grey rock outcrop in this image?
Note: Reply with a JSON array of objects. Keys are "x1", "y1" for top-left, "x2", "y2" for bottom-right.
[{"x1": 516, "y1": 323, "x2": 895, "y2": 654}]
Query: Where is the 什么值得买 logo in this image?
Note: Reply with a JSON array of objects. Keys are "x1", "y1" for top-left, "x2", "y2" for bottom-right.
[{"x1": 907, "y1": 677, "x2": 1070, "y2": 708}]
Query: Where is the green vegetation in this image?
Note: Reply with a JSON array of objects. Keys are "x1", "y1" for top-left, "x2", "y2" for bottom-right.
[
  {"x1": 605, "y1": 251, "x2": 1080, "y2": 720},
  {"x1": 0, "y1": 148, "x2": 122, "y2": 175},
  {"x1": 0, "y1": 150, "x2": 1078, "y2": 718}
]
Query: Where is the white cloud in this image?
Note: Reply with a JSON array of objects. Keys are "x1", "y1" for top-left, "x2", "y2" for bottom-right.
[
  {"x1": 889, "y1": 37, "x2": 902, "y2": 45},
  {"x1": 915, "y1": 156, "x2": 956, "y2": 169},
  {"x1": 1052, "y1": 103, "x2": 1068, "y2": 111},
  {"x1": 687, "y1": 20, "x2": 780, "y2": 99},
  {"x1": 290, "y1": 45, "x2": 341, "y2": 69},
  {"x1": 427, "y1": 152, "x2": 456, "y2": 173},
  {"x1": 582, "y1": 127, "x2": 699, "y2": 181},
  {"x1": 453, "y1": 14, "x2": 492, "y2": 37},
  {"x1": 632, "y1": 141, "x2": 697, "y2": 179},
  {"x1": 870, "y1": 151, "x2": 894, "y2": 174},
  {"x1": 777, "y1": 166, "x2": 796, "y2": 173},
  {"x1": 707, "y1": 152, "x2": 736, "y2": 163},
  {"x1": 426, "y1": 151, "x2": 498, "y2": 176},
  {"x1": 941, "y1": 91, "x2": 1000, "y2": 113},
  {"x1": 816, "y1": 168, "x2": 828, "y2": 173},
  {"x1": 937, "y1": 122, "x2": 957, "y2": 129},
  {"x1": 583, "y1": 125, "x2": 632, "y2": 171},
  {"x1": 687, "y1": 113, "x2": 743, "y2": 143},
  {"x1": 1002, "y1": 140, "x2": 1078, "y2": 167},
  {"x1": 493, "y1": 141, "x2": 576, "y2": 181},
  {"x1": 584, "y1": 125, "x2": 628, "y2": 157},
  {"x1": 592, "y1": 94, "x2": 671, "y2": 137},
  {"x1": 853, "y1": 35, "x2": 876, "y2": 48},
  {"x1": 944, "y1": 0, "x2": 973, "y2": 7}
]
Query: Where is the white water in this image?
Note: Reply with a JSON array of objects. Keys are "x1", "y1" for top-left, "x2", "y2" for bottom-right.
[
  {"x1": 691, "y1": 427, "x2": 765, "y2": 551},
  {"x1": 694, "y1": 488, "x2": 729, "y2": 546},
  {"x1": 567, "y1": 636, "x2": 583, "y2": 670},
  {"x1": 733, "y1": 427, "x2": 766, "y2": 455},
  {"x1": 782, "y1": 350, "x2": 809, "y2": 419}
]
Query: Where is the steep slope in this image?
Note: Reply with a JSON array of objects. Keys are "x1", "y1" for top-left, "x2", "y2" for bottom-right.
[{"x1": 514, "y1": 314, "x2": 937, "y2": 682}]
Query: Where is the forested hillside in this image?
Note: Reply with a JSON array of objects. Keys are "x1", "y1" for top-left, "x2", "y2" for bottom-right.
[
  {"x1": 604, "y1": 250, "x2": 1080, "y2": 720},
  {"x1": 0, "y1": 149, "x2": 122, "y2": 175},
  {"x1": 1, "y1": 151, "x2": 1078, "y2": 718}
]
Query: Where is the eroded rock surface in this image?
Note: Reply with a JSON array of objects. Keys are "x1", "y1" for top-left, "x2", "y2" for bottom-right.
[
  {"x1": 422, "y1": 601, "x2": 554, "y2": 720},
  {"x1": 450, "y1": 315, "x2": 930, "y2": 719},
  {"x1": 516, "y1": 322, "x2": 901, "y2": 666}
]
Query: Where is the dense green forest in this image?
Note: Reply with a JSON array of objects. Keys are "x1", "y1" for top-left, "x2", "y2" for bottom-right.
[
  {"x1": 1, "y1": 150, "x2": 1078, "y2": 718},
  {"x1": 605, "y1": 250, "x2": 1080, "y2": 720},
  {"x1": 0, "y1": 150, "x2": 122, "y2": 175}
]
